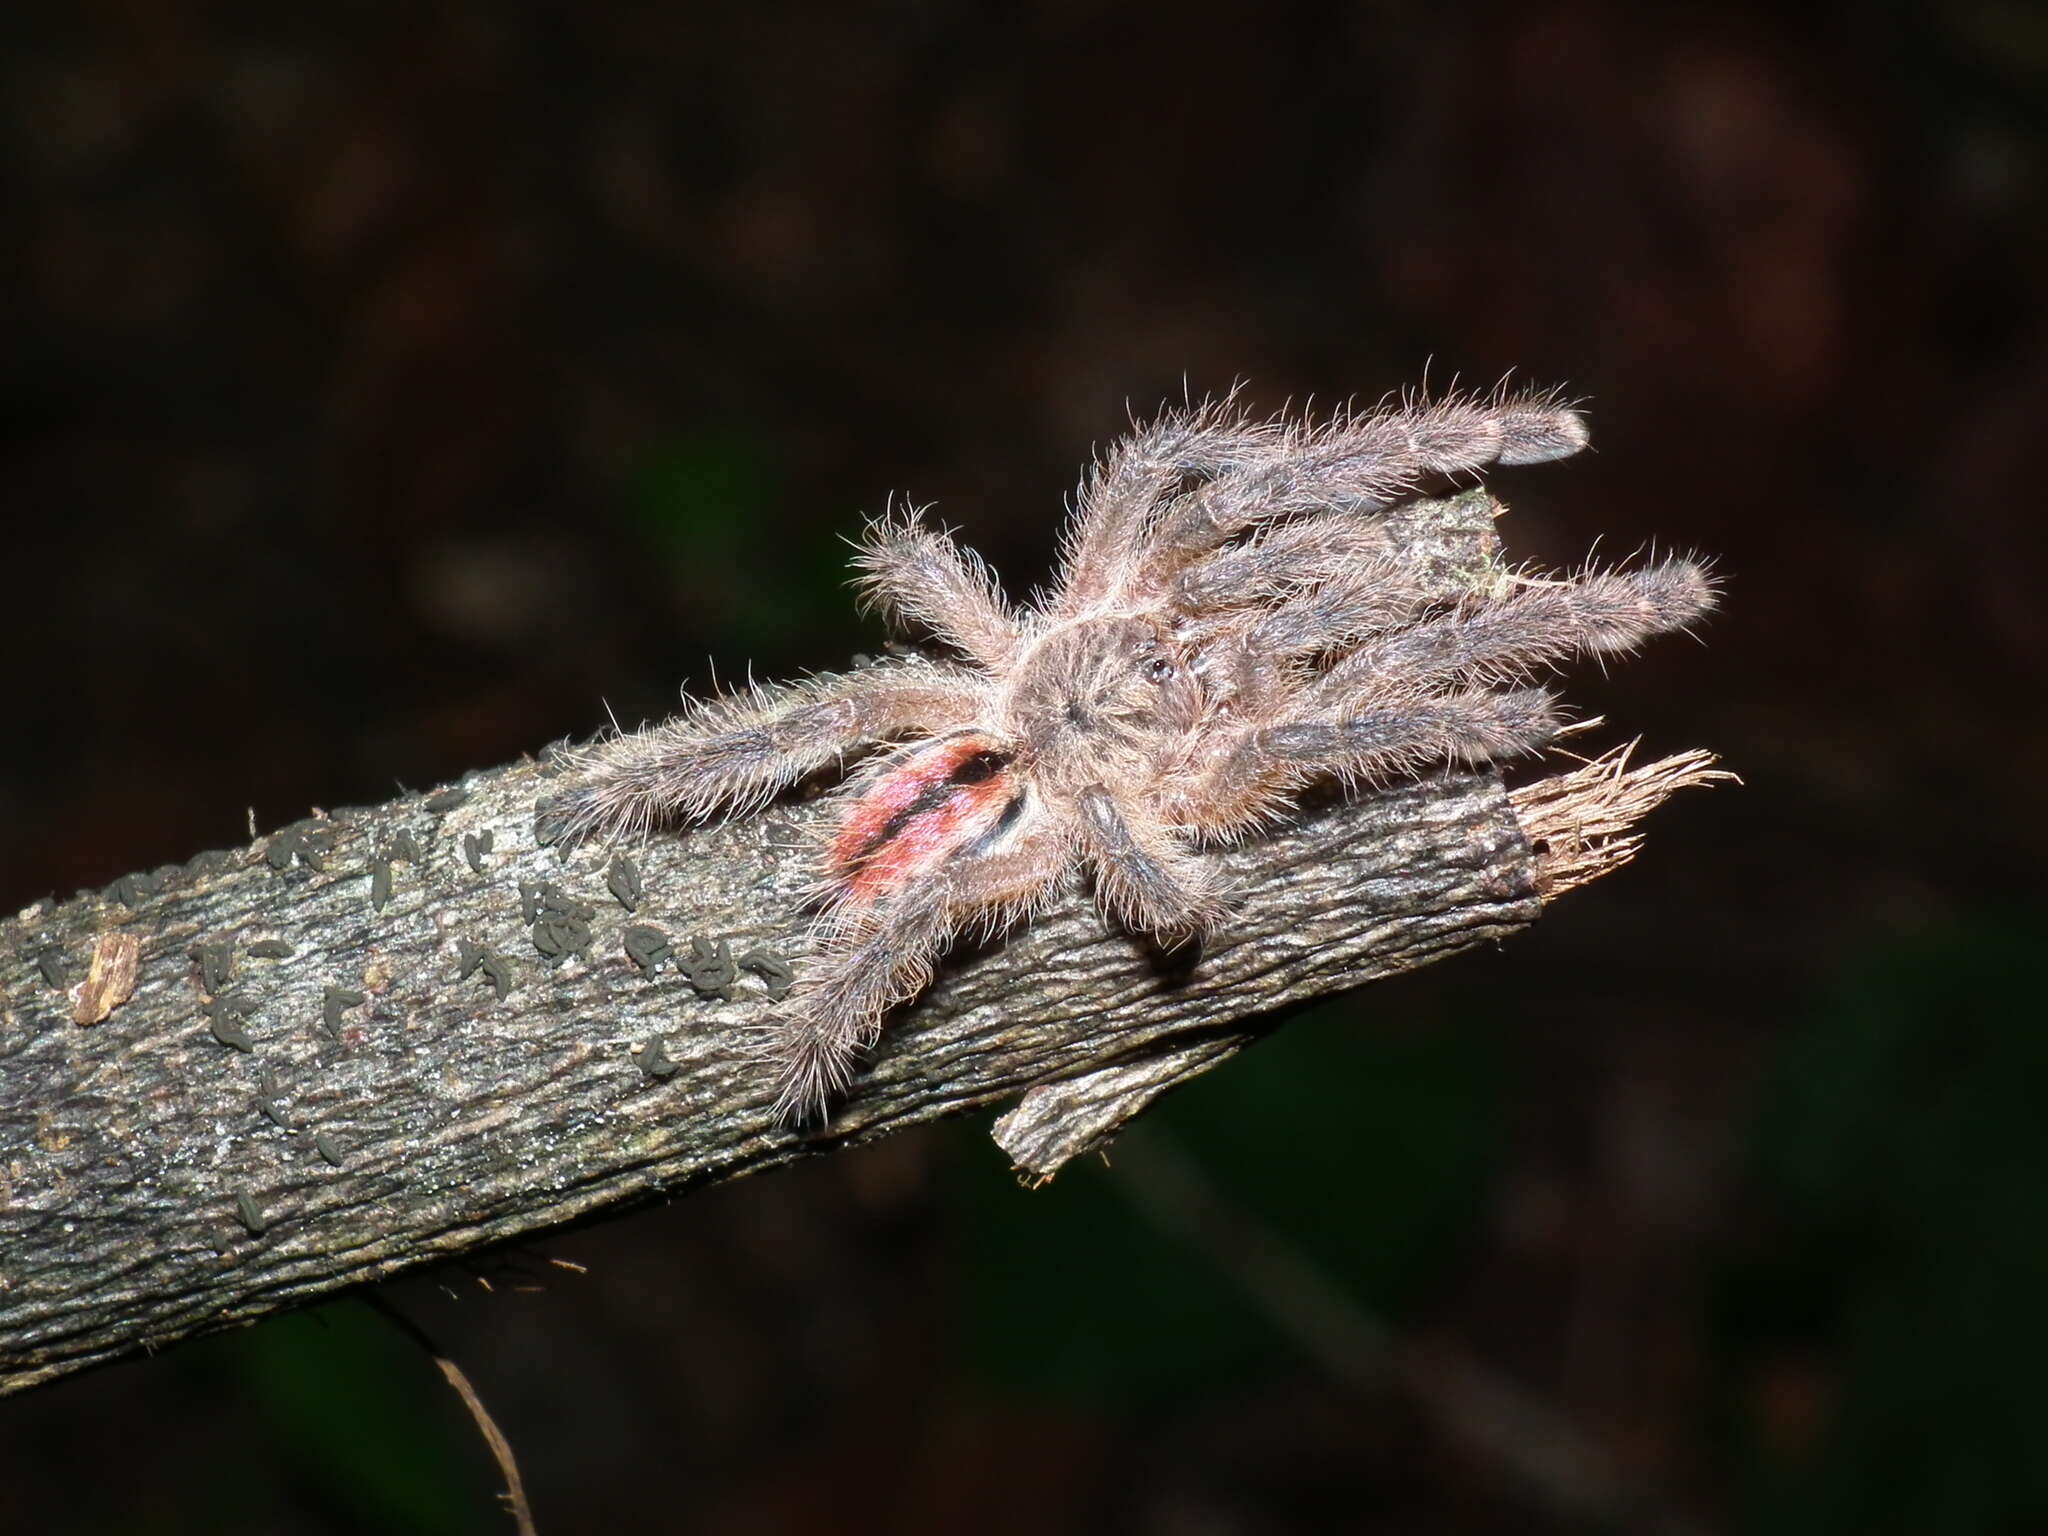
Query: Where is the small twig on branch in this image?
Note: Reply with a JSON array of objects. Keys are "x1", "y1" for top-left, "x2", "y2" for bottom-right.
[{"x1": 363, "y1": 1295, "x2": 537, "y2": 1536}]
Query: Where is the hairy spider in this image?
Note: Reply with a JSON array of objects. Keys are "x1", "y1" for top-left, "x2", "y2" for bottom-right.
[{"x1": 557, "y1": 387, "x2": 1714, "y2": 1121}]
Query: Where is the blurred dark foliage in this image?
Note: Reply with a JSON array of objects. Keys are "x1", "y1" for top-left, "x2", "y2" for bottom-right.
[{"x1": 2, "y1": 1, "x2": 2043, "y2": 1531}]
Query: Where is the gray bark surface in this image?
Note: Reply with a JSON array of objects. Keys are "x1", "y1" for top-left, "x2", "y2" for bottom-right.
[{"x1": 0, "y1": 757, "x2": 1534, "y2": 1395}]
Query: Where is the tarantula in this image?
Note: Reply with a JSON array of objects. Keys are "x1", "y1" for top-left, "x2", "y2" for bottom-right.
[{"x1": 557, "y1": 387, "x2": 1713, "y2": 1121}]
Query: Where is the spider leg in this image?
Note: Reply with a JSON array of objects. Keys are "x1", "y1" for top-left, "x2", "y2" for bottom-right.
[
  {"x1": 773, "y1": 817, "x2": 1072, "y2": 1121},
  {"x1": 1233, "y1": 554, "x2": 1443, "y2": 657},
  {"x1": 1050, "y1": 404, "x2": 1280, "y2": 616},
  {"x1": 853, "y1": 509, "x2": 1027, "y2": 669},
  {"x1": 554, "y1": 662, "x2": 993, "y2": 842},
  {"x1": 1075, "y1": 784, "x2": 1229, "y2": 939},
  {"x1": 1168, "y1": 687, "x2": 1562, "y2": 838},
  {"x1": 1305, "y1": 559, "x2": 1715, "y2": 706},
  {"x1": 1181, "y1": 547, "x2": 1503, "y2": 724},
  {"x1": 1172, "y1": 513, "x2": 1400, "y2": 616},
  {"x1": 1135, "y1": 389, "x2": 1589, "y2": 588}
]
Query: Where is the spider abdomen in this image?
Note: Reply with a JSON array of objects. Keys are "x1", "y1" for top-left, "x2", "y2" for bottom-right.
[{"x1": 827, "y1": 733, "x2": 1022, "y2": 906}]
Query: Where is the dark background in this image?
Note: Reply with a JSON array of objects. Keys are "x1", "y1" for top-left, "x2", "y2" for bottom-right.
[{"x1": 3, "y1": 2, "x2": 2043, "y2": 1532}]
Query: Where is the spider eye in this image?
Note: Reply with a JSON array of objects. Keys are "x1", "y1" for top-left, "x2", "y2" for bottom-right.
[{"x1": 1144, "y1": 657, "x2": 1176, "y2": 683}]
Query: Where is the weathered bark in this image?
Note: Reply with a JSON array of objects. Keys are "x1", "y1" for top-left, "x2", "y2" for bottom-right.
[{"x1": 0, "y1": 491, "x2": 1722, "y2": 1396}]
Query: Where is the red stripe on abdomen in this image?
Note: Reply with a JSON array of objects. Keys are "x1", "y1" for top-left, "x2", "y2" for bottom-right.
[{"x1": 830, "y1": 734, "x2": 1016, "y2": 904}]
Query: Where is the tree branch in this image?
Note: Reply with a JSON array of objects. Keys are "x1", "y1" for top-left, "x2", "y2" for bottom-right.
[{"x1": 0, "y1": 492, "x2": 1723, "y2": 1396}]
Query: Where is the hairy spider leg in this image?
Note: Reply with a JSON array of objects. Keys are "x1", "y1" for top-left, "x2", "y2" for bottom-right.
[
  {"x1": 1235, "y1": 554, "x2": 1441, "y2": 657},
  {"x1": 1053, "y1": 405, "x2": 1280, "y2": 615},
  {"x1": 1129, "y1": 392, "x2": 1591, "y2": 592},
  {"x1": 780, "y1": 805, "x2": 1071, "y2": 1121},
  {"x1": 1166, "y1": 688, "x2": 1563, "y2": 836},
  {"x1": 556, "y1": 664, "x2": 992, "y2": 840},
  {"x1": 852, "y1": 515, "x2": 1025, "y2": 670},
  {"x1": 1170, "y1": 514, "x2": 1404, "y2": 617},
  {"x1": 1074, "y1": 785, "x2": 1228, "y2": 938},
  {"x1": 1307, "y1": 561, "x2": 1715, "y2": 704}
]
